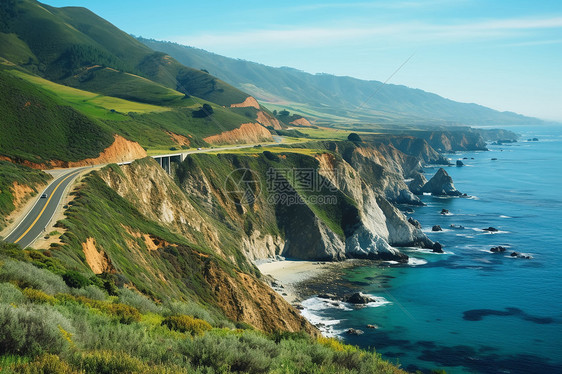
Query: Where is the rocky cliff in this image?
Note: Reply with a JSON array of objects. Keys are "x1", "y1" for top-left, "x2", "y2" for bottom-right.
[
  {"x1": 49, "y1": 135, "x2": 443, "y2": 333},
  {"x1": 414, "y1": 129, "x2": 488, "y2": 152}
]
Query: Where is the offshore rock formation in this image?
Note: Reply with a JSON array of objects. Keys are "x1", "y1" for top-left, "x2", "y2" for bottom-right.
[{"x1": 421, "y1": 168, "x2": 463, "y2": 196}]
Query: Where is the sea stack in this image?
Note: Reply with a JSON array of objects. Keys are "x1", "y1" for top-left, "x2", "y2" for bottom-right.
[
  {"x1": 408, "y1": 173, "x2": 427, "y2": 195},
  {"x1": 421, "y1": 168, "x2": 463, "y2": 196}
]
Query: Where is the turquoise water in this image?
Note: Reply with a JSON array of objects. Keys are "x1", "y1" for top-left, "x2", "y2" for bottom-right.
[{"x1": 304, "y1": 125, "x2": 562, "y2": 373}]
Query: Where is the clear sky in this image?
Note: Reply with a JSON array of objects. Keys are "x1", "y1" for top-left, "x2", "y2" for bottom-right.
[{"x1": 45, "y1": 0, "x2": 562, "y2": 121}]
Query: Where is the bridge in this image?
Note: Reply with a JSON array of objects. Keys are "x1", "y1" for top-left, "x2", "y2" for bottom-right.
[{"x1": 152, "y1": 153, "x2": 187, "y2": 174}]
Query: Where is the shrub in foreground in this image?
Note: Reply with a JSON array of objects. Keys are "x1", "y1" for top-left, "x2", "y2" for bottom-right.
[
  {"x1": 0, "y1": 304, "x2": 71, "y2": 356},
  {"x1": 161, "y1": 315, "x2": 212, "y2": 336}
]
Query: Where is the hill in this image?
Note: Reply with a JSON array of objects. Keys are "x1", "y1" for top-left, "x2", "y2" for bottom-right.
[
  {"x1": 0, "y1": 0, "x2": 279, "y2": 165},
  {"x1": 140, "y1": 37, "x2": 544, "y2": 127}
]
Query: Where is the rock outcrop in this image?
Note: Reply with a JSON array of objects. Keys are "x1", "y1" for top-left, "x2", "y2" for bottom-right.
[
  {"x1": 408, "y1": 173, "x2": 427, "y2": 195},
  {"x1": 421, "y1": 168, "x2": 463, "y2": 196},
  {"x1": 203, "y1": 122, "x2": 273, "y2": 145}
]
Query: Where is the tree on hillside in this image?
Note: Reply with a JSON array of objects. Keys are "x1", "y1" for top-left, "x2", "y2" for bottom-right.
[
  {"x1": 192, "y1": 103, "x2": 214, "y2": 118},
  {"x1": 347, "y1": 133, "x2": 362, "y2": 142}
]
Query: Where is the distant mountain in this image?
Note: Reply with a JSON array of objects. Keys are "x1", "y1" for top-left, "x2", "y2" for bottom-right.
[{"x1": 139, "y1": 37, "x2": 544, "y2": 127}]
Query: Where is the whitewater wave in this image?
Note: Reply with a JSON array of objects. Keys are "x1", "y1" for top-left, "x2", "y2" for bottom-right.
[{"x1": 408, "y1": 257, "x2": 428, "y2": 266}]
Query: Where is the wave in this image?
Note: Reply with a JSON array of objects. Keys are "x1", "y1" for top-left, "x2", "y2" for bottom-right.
[{"x1": 408, "y1": 257, "x2": 428, "y2": 266}]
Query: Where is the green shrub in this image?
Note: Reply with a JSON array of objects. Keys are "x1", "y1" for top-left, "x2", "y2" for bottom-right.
[
  {"x1": 13, "y1": 354, "x2": 76, "y2": 374},
  {"x1": 161, "y1": 315, "x2": 211, "y2": 336},
  {"x1": 0, "y1": 260, "x2": 68, "y2": 295},
  {"x1": 165, "y1": 300, "x2": 214, "y2": 325},
  {"x1": 70, "y1": 285, "x2": 107, "y2": 301},
  {"x1": 0, "y1": 282, "x2": 25, "y2": 304},
  {"x1": 181, "y1": 332, "x2": 276, "y2": 373},
  {"x1": 22, "y1": 288, "x2": 56, "y2": 304},
  {"x1": 62, "y1": 271, "x2": 91, "y2": 289},
  {"x1": 105, "y1": 303, "x2": 141, "y2": 324},
  {"x1": 0, "y1": 304, "x2": 72, "y2": 356},
  {"x1": 118, "y1": 288, "x2": 161, "y2": 314},
  {"x1": 76, "y1": 350, "x2": 147, "y2": 374}
]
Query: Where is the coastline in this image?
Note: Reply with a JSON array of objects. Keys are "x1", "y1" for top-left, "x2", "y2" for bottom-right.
[{"x1": 257, "y1": 258, "x2": 383, "y2": 305}]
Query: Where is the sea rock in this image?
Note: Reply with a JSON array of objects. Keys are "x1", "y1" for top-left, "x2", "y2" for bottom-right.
[
  {"x1": 533, "y1": 138, "x2": 539, "y2": 141},
  {"x1": 408, "y1": 173, "x2": 427, "y2": 195},
  {"x1": 432, "y1": 242, "x2": 443, "y2": 253},
  {"x1": 408, "y1": 217, "x2": 422, "y2": 229},
  {"x1": 456, "y1": 160, "x2": 464, "y2": 167},
  {"x1": 450, "y1": 224, "x2": 464, "y2": 229},
  {"x1": 491, "y1": 158, "x2": 498, "y2": 160},
  {"x1": 490, "y1": 246, "x2": 507, "y2": 253},
  {"x1": 441, "y1": 209, "x2": 449, "y2": 215},
  {"x1": 432, "y1": 225, "x2": 442, "y2": 232},
  {"x1": 421, "y1": 168, "x2": 463, "y2": 196},
  {"x1": 345, "y1": 225, "x2": 409, "y2": 262},
  {"x1": 510, "y1": 251, "x2": 519, "y2": 257},
  {"x1": 318, "y1": 293, "x2": 338, "y2": 300},
  {"x1": 366, "y1": 324, "x2": 379, "y2": 329},
  {"x1": 346, "y1": 328, "x2": 364, "y2": 335},
  {"x1": 346, "y1": 292, "x2": 374, "y2": 304},
  {"x1": 482, "y1": 227, "x2": 499, "y2": 232}
]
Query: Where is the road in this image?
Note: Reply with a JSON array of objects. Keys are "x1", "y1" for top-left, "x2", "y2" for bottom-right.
[
  {"x1": 3, "y1": 167, "x2": 86, "y2": 248},
  {"x1": 3, "y1": 139, "x2": 287, "y2": 248}
]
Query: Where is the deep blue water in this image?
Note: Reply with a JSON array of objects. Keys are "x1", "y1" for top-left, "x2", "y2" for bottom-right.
[{"x1": 302, "y1": 125, "x2": 562, "y2": 373}]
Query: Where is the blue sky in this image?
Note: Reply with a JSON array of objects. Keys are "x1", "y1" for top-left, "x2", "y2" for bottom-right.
[{"x1": 46, "y1": 0, "x2": 562, "y2": 121}]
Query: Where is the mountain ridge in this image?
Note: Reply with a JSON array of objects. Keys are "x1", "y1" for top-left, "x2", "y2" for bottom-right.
[{"x1": 139, "y1": 37, "x2": 545, "y2": 127}]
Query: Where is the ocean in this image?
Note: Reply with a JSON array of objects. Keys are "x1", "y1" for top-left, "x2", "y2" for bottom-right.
[{"x1": 300, "y1": 125, "x2": 562, "y2": 373}]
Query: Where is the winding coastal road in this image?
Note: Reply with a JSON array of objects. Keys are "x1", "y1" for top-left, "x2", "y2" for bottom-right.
[
  {"x1": 3, "y1": 138, "x2": 287, "y2": 249},
  {"x1": 3, "y1": 167, "x2": 86, "y2": 248}
]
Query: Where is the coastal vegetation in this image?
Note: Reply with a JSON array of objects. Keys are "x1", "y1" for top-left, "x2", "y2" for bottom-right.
[{"x1": 0, "y1": 240, "x2": 407, "y2": 374}]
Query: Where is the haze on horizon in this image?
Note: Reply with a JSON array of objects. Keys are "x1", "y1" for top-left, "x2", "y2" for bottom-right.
[{"x1": 46, "y1": 0, "x2": 562, "y2": 122}]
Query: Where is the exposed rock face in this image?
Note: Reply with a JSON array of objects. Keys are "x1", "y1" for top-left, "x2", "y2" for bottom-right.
[
  {"x1": 432, "y1": 242, "x2": 443, "y2": 253},
  {"x1": 5, "y1": 134, "x2": 147, "y2": 169},
  {"x1": 421, "y1": 168, "x2": 463, "y2": 196},
  {"x1": 101, "y1": 139, "x2": 436, "y2": 264},
  {"x1": 230, "y1": 96, "x2": 260, "y2": 109},
  {"x1": 345, "y1": 292, "x2": 374, "y2": 304},
  {"x1": 290, "y1": 117, "x2": 313, "y2": 127},
  {"x1": 203, "y1": 122, "x2": 273, "y2": 144},
  {"x1": 408, "y1": 173, "x2": 427, "y2": 195},
  {"x1": 456, "y1": 160, "x2": 464, "y2": 167},
  {"x1": 416, "y1": 130, "x2": 488, "y2": 152},
  {"x1": 408, "y1": 217, "x2": 422, "y2": 229},
  {"x1": 256, "y1": 111, "x2": 283, "y2": 130},
  {"x1": 432, "y1": 225, "x2": 442, "y2": 232},
  {"x1": 491, "y1": 246, "x2": 507, "y2": 252},
  {"x1": 385, "y1": 136, "x2": 450, "y2": 165}
]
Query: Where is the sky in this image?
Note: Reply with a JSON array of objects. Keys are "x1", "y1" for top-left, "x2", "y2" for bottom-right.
[{"x1": 46, "y1": 0, "x2": 562, "y2": 121}]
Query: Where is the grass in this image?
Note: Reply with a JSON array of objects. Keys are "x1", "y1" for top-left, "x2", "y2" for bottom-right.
[
  {"x1": 9, "y1": 68, "x2": 171, "y2": 117},
  {"x1": 0, "y1": 68, "x2": 114, "y2": 163},
  {"x1": 63, "y1": 66, "x2": 186, "y2": 106}
]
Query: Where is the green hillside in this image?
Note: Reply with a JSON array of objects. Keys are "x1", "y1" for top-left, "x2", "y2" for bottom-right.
[
  {"x1": 140, "y1": 37, "x2": 545, "y2": 127},
  {"x1": 0, "y1": 0, "x2": 251, "y2": 107},
  {"x1": 0, "y1": 0, "x2": 272, "y2": 164},
  {"x1": 0, "y1": 67, "x2": 114, "y2": 163}
]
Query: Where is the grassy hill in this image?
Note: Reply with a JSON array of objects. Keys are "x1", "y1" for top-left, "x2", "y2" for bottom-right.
[
  {"x1": 0, "y1": 67, "x2": 114, "y2": 163},
  {"x1": 0, "y1": 0, "x2": 251, "y2": 106},
  {"x1": 140, "y1": 37, "x2": 545, "y2": 128},
  {"x1": 0, "y1": 0, "x2": 271, "y2": 164}
]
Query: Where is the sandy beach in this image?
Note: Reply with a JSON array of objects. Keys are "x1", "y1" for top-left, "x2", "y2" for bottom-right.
[{"x1": 257, "y1": 260, "x2": 335, "y2": 304}]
